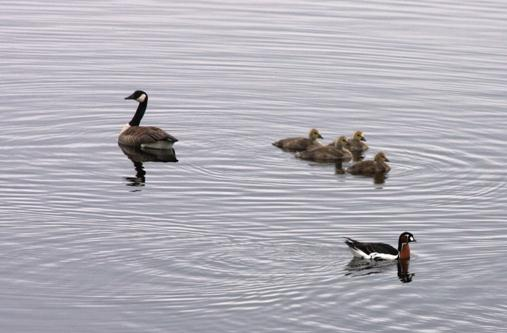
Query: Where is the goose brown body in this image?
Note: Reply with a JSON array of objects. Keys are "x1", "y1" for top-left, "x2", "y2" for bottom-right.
[
  {"x1": 119, "y1": 90, "x2": 178, "y2": 149},
  {"x1": 119, "y1": 126, "x2": 177, "y2": 147},
  {"x1": 296, "y1": 136, "x2": 352, "y2": 162},
  {"x1": 347, "y1": 151, "x2": 390, "y2": 176},
  {"x1": 272, "y1": 128, "x2": 323, "y2": 152}
]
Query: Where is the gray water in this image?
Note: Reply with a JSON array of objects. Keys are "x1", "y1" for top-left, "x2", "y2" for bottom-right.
[{"x1": 2, "y1": 0, "x2": 507, "y2": 332}]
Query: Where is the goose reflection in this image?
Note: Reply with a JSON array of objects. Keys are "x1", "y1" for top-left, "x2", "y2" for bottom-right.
[
  {"x1": 119, "y1": 144, "x2": 178, "y2": 188},
  {"x1": 397, "y1": 259, "x2": 414, "y2": 283},
  {"x1": 345, "y1": 258, "x2": 415, "y2": 283}
]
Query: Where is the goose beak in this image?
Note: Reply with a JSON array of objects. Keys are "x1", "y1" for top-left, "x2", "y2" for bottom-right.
[
  {"x1": 125, "y1": 93, "x2": 136, "y2": 100},
  {"x1": 384, "y1": 157, "x2": 390, "y2": 162},
  {"x1": 361, "y1": 137, "x2": 367, "y2": 142},
  {"x1": 318, "y1": 134, "x2": 324, "y2": 139}
]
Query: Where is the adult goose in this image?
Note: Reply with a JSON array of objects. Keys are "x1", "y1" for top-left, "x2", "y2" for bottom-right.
[
  {"x1": 345, "y1": 232, "x2": 416, "y2": 260},
  {"x1": 119, "y1": 90, "x2": 178, "y2": 149}
]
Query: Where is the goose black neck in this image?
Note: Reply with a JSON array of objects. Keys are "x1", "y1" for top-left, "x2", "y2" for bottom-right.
[
  {"x1": 129, "y1": 98, "x2": 148, "y2": 126},
  {"x1": 398, "y1": 239, "x2": 404, "y2": 252}
]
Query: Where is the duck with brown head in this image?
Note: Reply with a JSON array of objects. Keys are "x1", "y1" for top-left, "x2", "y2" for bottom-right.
[
  {"x1": 119, "y1": 90, "x2": 178, "y2": 149},
  {"x1": 272, "y1": 128, "x2": 324, "y2": 152}
]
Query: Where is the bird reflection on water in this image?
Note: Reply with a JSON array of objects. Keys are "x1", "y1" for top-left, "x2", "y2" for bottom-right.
[
  {"x1": 118, "y1": 144, "x2": 178, "y2": 189},
  {"x1": 345, "y1": 257, "x2": 415, "y2": 283}
]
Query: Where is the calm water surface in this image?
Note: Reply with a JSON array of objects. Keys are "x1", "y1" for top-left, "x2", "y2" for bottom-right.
[{"x1": 2, "y1": 0, "x2": 507, "y2": 332}]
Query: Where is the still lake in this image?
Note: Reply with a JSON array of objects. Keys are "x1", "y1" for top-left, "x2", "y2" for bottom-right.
[{"x1": 2, "y1": 0, "x2": 507, "y2": 332}]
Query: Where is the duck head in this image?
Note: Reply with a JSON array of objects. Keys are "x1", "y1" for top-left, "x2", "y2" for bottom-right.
[
  {"x1": 309, "y1": 128, "x2": 323, "y2": 140},
  {"x1": 125, "y1": 90, "x2": 148, "y2": 103}
]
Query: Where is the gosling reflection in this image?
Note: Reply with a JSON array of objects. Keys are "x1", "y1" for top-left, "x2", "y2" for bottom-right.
[
  {"x1": 352, "y1": 151, "x2": 365, "y2": 162},
  {"x1": 335, "y1": 161, "x2": 345, "y2": 175},
  {"x1": 119, "y1": 144, "x2": 178, "y2": 188},
  {"x1": 345, "y1": 258, "x2": 415, "y2": 283},
  {"x1": 374, "y1": 173, "x2": 387, "y2": 185}
]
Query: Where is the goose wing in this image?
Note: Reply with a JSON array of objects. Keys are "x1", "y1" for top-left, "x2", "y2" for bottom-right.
[
  {"x1": 120, "y1": 126, "x2": 178, "y2": 146},
  {"x1": 345, "y1": 238, "x2": 398, "y2": 256}
]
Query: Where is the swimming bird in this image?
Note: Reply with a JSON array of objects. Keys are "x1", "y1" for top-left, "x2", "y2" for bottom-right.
[
  {"x1": 119, "y1": 90, "x2": 178, "y2": 149},
  {"x1": 295, "y1": 136, "x2": 352, "y2": 162},
  {"x1": 347, "y1": 151, "x2": 390, "y2": 176},
  {"x1": 272, "y1": 128, "x2": 323, "y2": 152},
  {"x1": 345, "y1": 232, "x2": 416, "y2": 260},
  {"x1": 346, "y1": 131, "x2": 368, "y2": 153}
]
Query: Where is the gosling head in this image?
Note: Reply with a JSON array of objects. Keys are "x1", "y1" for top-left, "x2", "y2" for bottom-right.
[
  {"x1": 334, "y1": 136, "x2": 348, "y2": 148},
  {"x1": 125, "y1": 90, "x2": 148, "y2": 103},
  {"x1": 309, "y1": 128, "x2": 324, "y2": 140},
  {"x1": 352, "y1": 131, "x2": 366, "y2": 142},
  {"x1": 374, "y1": 151, "x2": 390, "y2": 163}
]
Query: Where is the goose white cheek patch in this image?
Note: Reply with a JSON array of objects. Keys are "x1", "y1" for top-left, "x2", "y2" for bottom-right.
[{"x1": 136, "y1": 93, "x2": 147, "y2": 102}]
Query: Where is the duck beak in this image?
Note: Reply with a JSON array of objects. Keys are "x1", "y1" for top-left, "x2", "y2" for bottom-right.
[
  {"x1": 125, "y1": 93, "x2": 136, "y2": 100},
  {"x1": 384, "y1": 157, "x2": 390, "y2": 162}
]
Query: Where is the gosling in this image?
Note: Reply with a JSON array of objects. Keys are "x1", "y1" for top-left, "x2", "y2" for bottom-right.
[
  {"x1": 272, "y1": 128, "x2": 323, "y2": 152},
  {"x1": 346, "y1": 131, "x2": 368, "y2": 153},
  {"x1": 347, "y1": 151, "x2": 390, "y2": 176},
  {"x1": 296, "y1": 136, "x2": 352, "y2": 162}
]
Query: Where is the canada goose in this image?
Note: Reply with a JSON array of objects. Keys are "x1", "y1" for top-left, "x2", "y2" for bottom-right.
[
  {"x1": 346, "y1": 131, "x2": 368, "y2": 153},
  {"x1": 119, "y1": 90, "x2": 178, "y2": 149},
  {"x1": 295, "y1": 136, "x2": 352, "y2": 162},
  {"x1": 347, "y1": 151, "x2": 391, "y2": 176},
  {"x1": 272, "y1": 128, "x2": 323, "y2": 152}
]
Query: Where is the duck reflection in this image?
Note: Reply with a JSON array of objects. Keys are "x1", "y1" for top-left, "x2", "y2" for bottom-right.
[
  {"x1": 119, "y1": 144, "x2": 178, "y2": 188},
  {"x1": 345, "y1": 258, "x2": 415, "y2": 283}
]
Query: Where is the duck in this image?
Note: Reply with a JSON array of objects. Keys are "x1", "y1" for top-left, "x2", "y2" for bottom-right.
[
  {"x1": 272, "y1": 128, "x2": 323, "y2": 152},
  {"x1": 119, "y1": 90, "x2": 178, "y2": 149},
  {"x1": 345, "y1": 232, "x2": 416, "y2": 260},
  {"x1": 295, "y1": 136, "x2": 352, "y2": 162},
  {"x1": 347, "y1": 151, "x2": 390, "y2": 176},
  {"x1": 346, "y1": 131, "x2": 368, "y2": 153}
]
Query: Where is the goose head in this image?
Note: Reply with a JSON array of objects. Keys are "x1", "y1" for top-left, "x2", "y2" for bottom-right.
[
  {"x1": 335, "y1": 136, "x2": 348, "y2": 148},
  {"x1": 374, "y1": 151, "x2": 390, "y2": 163},
  {"x1": 309, "y1": 128, "x2": 323, "y2": 141},
  {"x1": 352, "y1": 131, "x2": 366, "y2": 142},
  {"x1": 399, "y1": 232, "x2": 416, "y2": 244},
  {"x1": 125, "y1": 90, "x2": 148, "y2": 103}
]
